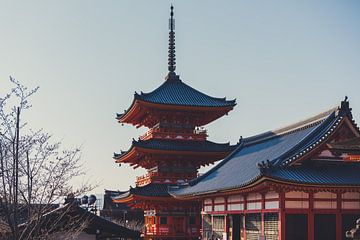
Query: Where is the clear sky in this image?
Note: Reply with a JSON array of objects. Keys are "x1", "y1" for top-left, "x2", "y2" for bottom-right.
[{"x1": 0, "y1": 1, "x2": 359, "y2": 193}]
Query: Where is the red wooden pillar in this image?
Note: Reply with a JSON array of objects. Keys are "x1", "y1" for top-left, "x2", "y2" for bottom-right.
[
  {"x1": 279, "y1": 191, "x2": 285, "y2": 240},
  {"x1": 243, "y1": 194, "x2": 247, "y2": 240},
  {"x1": 308, "y1": 192, "x2": 314, "y2": 240},
  {"x1": 336, "y1": 193, "x2": 342, "y2": 240},
  {"x1": 224, "y1": 197, "x2": 229, "y2": 239},
  {"x1": 261, "y1": 193, "x2": 265, "y2": 237},
  {"x1": 224, "y1": 215, "x2": 229, "y2": 240},
  {"x1": 156, "y1": 215, "x2": 160, "y2": 235},
  {"x1": 168, "y1": 216, "x2": 173, "y2": 236}
]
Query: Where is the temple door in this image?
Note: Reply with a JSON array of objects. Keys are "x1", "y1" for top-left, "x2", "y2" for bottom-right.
[
  {"x1": 173, "y1": 217, "x2": 185, "y2": 234},
  {"x1": 285, "y1": 214, "x2": 308, "y2": 240},
  {"x1": 314, "y1": 214, "x2": 336, "y2": 240}
]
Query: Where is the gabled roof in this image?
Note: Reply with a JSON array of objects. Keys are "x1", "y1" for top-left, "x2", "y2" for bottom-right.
[
  {"x1": 170, "y1": 99, "x2": 360, "y2": 197},
  {"x1": 114, "y1": 139, "x2": 237, "y2": 159},
  {"x1": 327, "y1": 136, "x2": 360, "y2": 153}
]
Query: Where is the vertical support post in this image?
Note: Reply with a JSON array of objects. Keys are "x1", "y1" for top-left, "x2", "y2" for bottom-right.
[
  {"x1": 243, "y1": 194, "x2": 247, "y2": 240},
  {"x1": 336, "y1": 192, "x2": 342, "y2": 240},
  {"x1": 211, "y1": 214, "x2": 214, "y2": 237},
  {"x1": 308, "y1": 192, "x2": 314, "y2": 240},
  {"x1": 156, "y1": 215, "x2": 160, "y2": 236},
  {"x1": 224, "y1": 215, "x2": 228, "y2": 240},
  {"x1": 261, "y1": 192, "x2": 265, "y2": 237},
  {"x1": 225, "y1": 197, "x2": 229, "y2": 240},
  {"x1": 168, "y1": 216, "x2": 173, "y2": 236},
  {"x1": 279, "y1": 191, "x2": 286, "y2": 240}
]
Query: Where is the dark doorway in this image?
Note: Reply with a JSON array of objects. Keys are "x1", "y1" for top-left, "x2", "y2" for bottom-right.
[
  {"x1": 173, "y1": 217, "x2": 185, "y2": 234},
  {"x1": 342, "y1": 214, "x2": 360, "y2": 240},
  {"x1": 231, "y1": 215, "x2": 241, "y2": 240},
  {"x1": 285, "y1": 214, "x2": 307, "y2": 240},
  {"x1": 314, "y1": 214, "x2": 336, "y2": 240}
]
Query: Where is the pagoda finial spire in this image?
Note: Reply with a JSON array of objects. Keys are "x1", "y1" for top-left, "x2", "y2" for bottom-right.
[{"x1": 168, "y1": 5, "x2": 176, "y2": 73}]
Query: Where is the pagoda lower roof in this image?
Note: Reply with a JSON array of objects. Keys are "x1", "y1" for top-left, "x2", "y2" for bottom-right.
[
  {"x1": 112, "y1": 183, "x2": 172, "y2": 201},
  {"x1": 114, "y1": 139, "x2": 237, "y2": 159}
]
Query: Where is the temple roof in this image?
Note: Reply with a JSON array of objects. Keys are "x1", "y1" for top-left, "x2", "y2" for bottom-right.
[
  {"x1": 18, "y1": 203, "x2": 140, "y2": 238},
  {"x1": 112, "y1": 183, "x2": 172, "y2": 201},
  {"x1": 114, "y1": 139, "x2": 237, "y2": 159},
  {"x1": 170, "y1": 99, "x2": 360, "y2": 197},
  {"x1": 268, "y1": 164, "x2": 360, "y2": 186},
  {"x1": 116, "y1": 74, "x2": 236, "y2": 124},
  {"x1": 134, "y1": 74, "x2": 236, "y2": 108}
]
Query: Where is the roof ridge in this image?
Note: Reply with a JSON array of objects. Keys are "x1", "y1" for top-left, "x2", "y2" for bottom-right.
[
  {"x1": 243, "y1": 107, "x2": 338, "y2": 146},
  {"x1": 273, "y1": 110, "x2": 339, "y2": 166}
]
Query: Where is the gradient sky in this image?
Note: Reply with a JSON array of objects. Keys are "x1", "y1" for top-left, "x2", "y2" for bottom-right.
[{"x1": 0, "y1": 1, "x2": 359, "y2": 193}]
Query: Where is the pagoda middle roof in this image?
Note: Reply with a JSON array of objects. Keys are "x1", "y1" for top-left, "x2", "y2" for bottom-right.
[
  {"x1": 114, "y1": 139, "x2": 237, "y2": 159},
  {"x1": 131, "y1": 74, "x2": 235, "y2": 108}
]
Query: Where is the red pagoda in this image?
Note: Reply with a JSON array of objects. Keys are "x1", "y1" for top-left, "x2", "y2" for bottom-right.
[{"x1": 112, "y1": 6, "x2": 237, "y2": 240}]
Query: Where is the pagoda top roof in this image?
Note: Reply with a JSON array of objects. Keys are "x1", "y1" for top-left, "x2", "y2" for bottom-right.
[
  {"x1": 170, "y1": 98, "x2": 360, "y2": 197},
  {"x1": 135, "y1": 73, "x2": 235, "y2": 108},
  {"x1": 117, "y1": 74, "x2": 236, "y2": 122},
  {"x1": 114, "y1": 138, "x2": 237, "y2": 159}
]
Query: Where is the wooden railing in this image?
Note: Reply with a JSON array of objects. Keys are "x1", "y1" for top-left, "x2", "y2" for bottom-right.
[
  {"x1": 140, "y1": 128, "x2": 207, "y2": 141},
  {"x1": 136, "y1": 172, "x2": 197, "y2": 186}
]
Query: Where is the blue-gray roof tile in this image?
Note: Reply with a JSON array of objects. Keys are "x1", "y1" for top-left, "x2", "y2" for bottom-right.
[{"x1": 135, "y1": 75, "x2": 236, "y2": 108}]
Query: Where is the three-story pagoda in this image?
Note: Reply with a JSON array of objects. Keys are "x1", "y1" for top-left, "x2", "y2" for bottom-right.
[{"x1": 113, "y1": 6, "x2": 237, "y2": 239}]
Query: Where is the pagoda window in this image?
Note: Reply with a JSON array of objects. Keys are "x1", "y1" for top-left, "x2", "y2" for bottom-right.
[
  {"x1": 227, "y1": 195, "x2": 244, "y2": 211},
  {"x1": 264, "y1": 191, "x2": 279, "y2": 209},
  {"x1": 285, "y1": 191, "x2": 309, "y2": 209},
  {"x1": 246, "y1": 193, "x2": 262, "y2": 210},
  {"x1": 204, "y1": 198, "x2": 212, "y2": 212},
  {"x1": 214, "y1": 197, "x2": 225, "y2": 211},
  {"x1": 342, "y1": 192, "x2": 360, "y2": 209},
  {"x1": 313, "y1": 192, "x2": 337, "y2": 209},
  {"x1": 189, "y1": 215, "x2": 196, "y2": 225},
  {"x1": 160, "y1": 217, "x2": 167, "y2": 225}
]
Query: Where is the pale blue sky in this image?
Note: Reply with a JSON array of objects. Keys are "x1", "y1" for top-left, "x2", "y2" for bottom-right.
[{"x1": 0, "y1": 1, "x2": 359, "y2": 193}]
